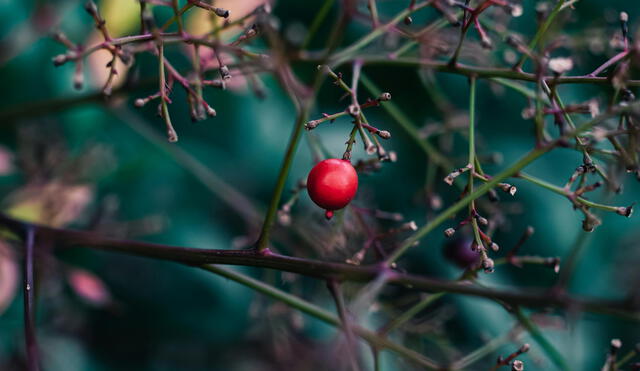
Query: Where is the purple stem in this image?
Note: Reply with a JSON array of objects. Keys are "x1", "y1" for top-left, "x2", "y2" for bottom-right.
[
  {"x1": 23, "y1": 226, "x2": 40, "y2": 371},
  {"x1": 588, "y1": 51, "x2": 629, "y2": 77}
]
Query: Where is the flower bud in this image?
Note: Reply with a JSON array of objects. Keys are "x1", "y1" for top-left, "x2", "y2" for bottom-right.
[
  {"x1": 378, "y1": 130, "x2": 391, "y2": 139},
  {"x1": 378, "y1": 92, "x2": 392, "y2": 101}
]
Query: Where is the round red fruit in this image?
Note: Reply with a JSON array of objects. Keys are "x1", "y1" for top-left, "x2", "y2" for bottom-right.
[{"x1": 307, "y1": 159, "x2": 358, "y2": 214}]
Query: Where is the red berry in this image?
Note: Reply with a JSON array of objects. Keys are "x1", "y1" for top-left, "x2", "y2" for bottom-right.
[{"x1": 306, "y1": 159, "x2": 358, "y2": 218}]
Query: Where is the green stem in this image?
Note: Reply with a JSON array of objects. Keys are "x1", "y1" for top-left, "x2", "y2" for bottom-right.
[
  {"x1": 615, "y1": 349, "x2": 637, "y2": 369},
  {"x1": 518, "y1": 172, "x2": 620, "y2": 213},
  {"x1": 256, "y1": 106, "x2": 312, "y2": 251},
  {"x1": 379, "y1": 293, "x2": 445, "y2": 335},
  {"x1": 301, "y1": 0, "x2": 336, "y2": 49},
  {"x1": 385, "y1": 100, "x2": 637, "y2": 265},
  {"x1": 513, "y1": 307, "x2": 569, "y2": 371},
  {"x1": 385, "y1": 143, "x2": 549, "y2": 265},
  {"x1": 468, "y1": 76, "x2": 477, "y2": 167},
  {"x1": 450, "y1": 329, "x2": 520, "y2": 370}
]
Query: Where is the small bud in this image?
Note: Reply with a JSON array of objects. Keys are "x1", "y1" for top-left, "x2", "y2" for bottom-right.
[
  {"x1": 490, "y1": 242, "x2": 499, "y2": 252},
  {"x1": 347, "y1": 104, "x2": 360, "y2": 117},
  {"x1": 611, "y1": 339, "x2": 622, "y2": 351},
  {"x1": 52, "y1": 54, "x2": 68, "y2": 66},
  {"x1": 277, "y1": 210, "x2": 291, "y2": 226},
  {"x1": 477, "y1": 216, "x2": 489, "y2": 226},
  {"x1": 444, "y1": 165, "x2": 471, "y2": 185},
  {"x1": 520, "y1": 344, "x2": 531, "y2": 353},
  {"x1": 305, "y1": 120, "x2": 320, "y2": 130},
  {"x1": 548, "y1": 57, "x2": 574, "y2": 75},
  {"x1": 616, "y1": 204, "x2": 633, "y2": 217},
  {"x1": 550, "y1": 257, "x2": 561, "y2": 273},
  {"x1": 444, "y1": 228, "x2": 456, "y2": 238},
  {"x1": 403, "y1": 16, "x2": 413, "y2": 25},
  {"x1": 480, "y1": 36, "x2": 493, "y2": 49},
  {"x1": 429, "y1": 194, "x2": 443, "y2": 210},
  {"x1": 387, "y1": 151, "x2": 398, "y2": 162},
  {"x1": 509, "y1": 4, "x2": 523, "y2": 17},
  {"x1": 378, "y1": 130, "x2": 391, "y2": 139},
  {"x1": 365, "y1": 143, "x2": 377, "y2": 155},
  {"x1": 620, "y1": 12, "x2": 629, "y2": 23},
  {"x1": 499, "y1": 183, "x2": 517, "y2": 196},
  {"x1": 214, "y1": 7, "x2": 230, "y2": 18},
  {"x1": 582, "y1": 213, "x2": 601, "y2": 232},
  {"x1": 206, "y1": 105, "x2": 217, "y2": 117},
  {"x1": 167, "y1": 131, "x2": 178, "y2": 143},
  {"x1": 588, "y1": 99, "x2": 600, "y2": 118},
  {"x1": 402, "y1": 221, "x2": 418, "y2": 231},
  {"x1": 511, "y1": 360, "x2": 524, "y2": 371},
  {"x1": 73, "y1": 70, "x2": 84, "y2": 90},
  {"x1": 482, "y1": 258, "x2": 495, "y2": 273},
  {"x1": 379, "y1": 92, "x2": 392, "y2": 101},
  {"x1": 134, "y1": 98, "x2": 146, "y2": 108},
  {"x1": 219, "y1": 65, "x2": 231, "y2": 80},
  {"x1": 84, "y1": 0, "x2": 98, "y2": 15}
]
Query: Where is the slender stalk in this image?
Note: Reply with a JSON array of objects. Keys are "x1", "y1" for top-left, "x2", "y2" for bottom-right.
[
  {"x1": 367, "y1": 0, "x2": 379, "y2": 28},
  {"x1": 23, "y1": 226, "x2": 39, "y2": 371},
  {"x1": 256, "y1": 106, "x2": 312, "y2": 251},
  {"x1": 170, "y1": 0, "x2": 185, "y2": 34},
  {"x1": 450, "y1": 329, "x2": 520, "y2": 370},
  {"x1": 385, "y1": 143, "x2": 549, "y2": 265},
  {"x1": 384, "y1": 100, "x2": 637, "y2": 265},
  {"x1": 329, "y1": 1, "x2": 433, "y2": 65},
  {"x1": 378, "y1": 293, "x2": 445, "y2": 335},
  {"x1": 328, "y1": 280, "x2": 361, "y2": 371},
  {"x1": 202, "y1": 265, "x2": 441, "y2": 369},
  {"x1": 513, "y1": 307, "x2": 569, "y2": 371},
  {"x1": 518, "y1": 172, "x2": 621, "y2": 213},
  {"x1": 256, "y1": 6, "x2": 349, "y2": 251},
  {"x1": 301, "y1": 0, "x2": 336, "y2": 49},
  {"x1": 468, "y1": 76, "x2": 477, "y2": 171},
  {"x1": 615, "y1": 348, "x2": 637, "y2": 369}
]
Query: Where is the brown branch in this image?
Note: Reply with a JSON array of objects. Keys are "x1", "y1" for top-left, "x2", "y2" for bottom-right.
[{"x1": 1, "y1": 213, "x2": 638, "y2": 321}]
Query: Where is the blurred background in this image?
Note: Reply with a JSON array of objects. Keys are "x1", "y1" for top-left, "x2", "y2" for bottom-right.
[{"x1": 0, "y1": 0, "x2": 639, "y2": 370}]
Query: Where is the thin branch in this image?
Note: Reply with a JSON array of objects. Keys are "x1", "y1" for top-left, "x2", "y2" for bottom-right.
[
  {"x1": 201, "y1": 265, "x2": 441, "y2": 369},
  {"x1": 23, "y1": 226, "x2": 39, "y2": 371},
  {"x1": 1, "y1": 213, "x2": 639, "y2": 320}
]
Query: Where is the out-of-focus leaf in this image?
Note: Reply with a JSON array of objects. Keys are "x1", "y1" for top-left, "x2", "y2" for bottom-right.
[
  {"x1": 98, "y1": 0, "x2": 140, "y2": 38},
  {"x1": 6, "y1": 183, "x2": 93, "y2": 227},
  {"x1": 0, "y1": 241, "x2": 18, "y2": 315},
  {"x1": 0, "y1": 145, "x2": 14, "y2": 175},
  {"x1": 185, "y1": 0, "x2": 270, "y2": 37},
  {"x1": 67, "y1": 268, "x2": 112, "y2": 307}
]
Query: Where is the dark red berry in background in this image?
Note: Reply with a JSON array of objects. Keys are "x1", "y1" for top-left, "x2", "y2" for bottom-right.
[
  {"x1": 443, "y1": 238, "x2": 480, "y2": 268},
  {"x1": 307, "y1": 159, "x2": 358, "y2": 219}
]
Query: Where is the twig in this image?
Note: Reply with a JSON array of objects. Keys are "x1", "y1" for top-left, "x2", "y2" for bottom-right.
[{"x1": 23, "y1": 226, "x2": 39, "y2": 371}]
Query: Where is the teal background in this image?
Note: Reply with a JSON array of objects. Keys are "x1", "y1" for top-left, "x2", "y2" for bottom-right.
[{"x1": 0, "y1": 0, "x2": 639, "y2": 370}]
